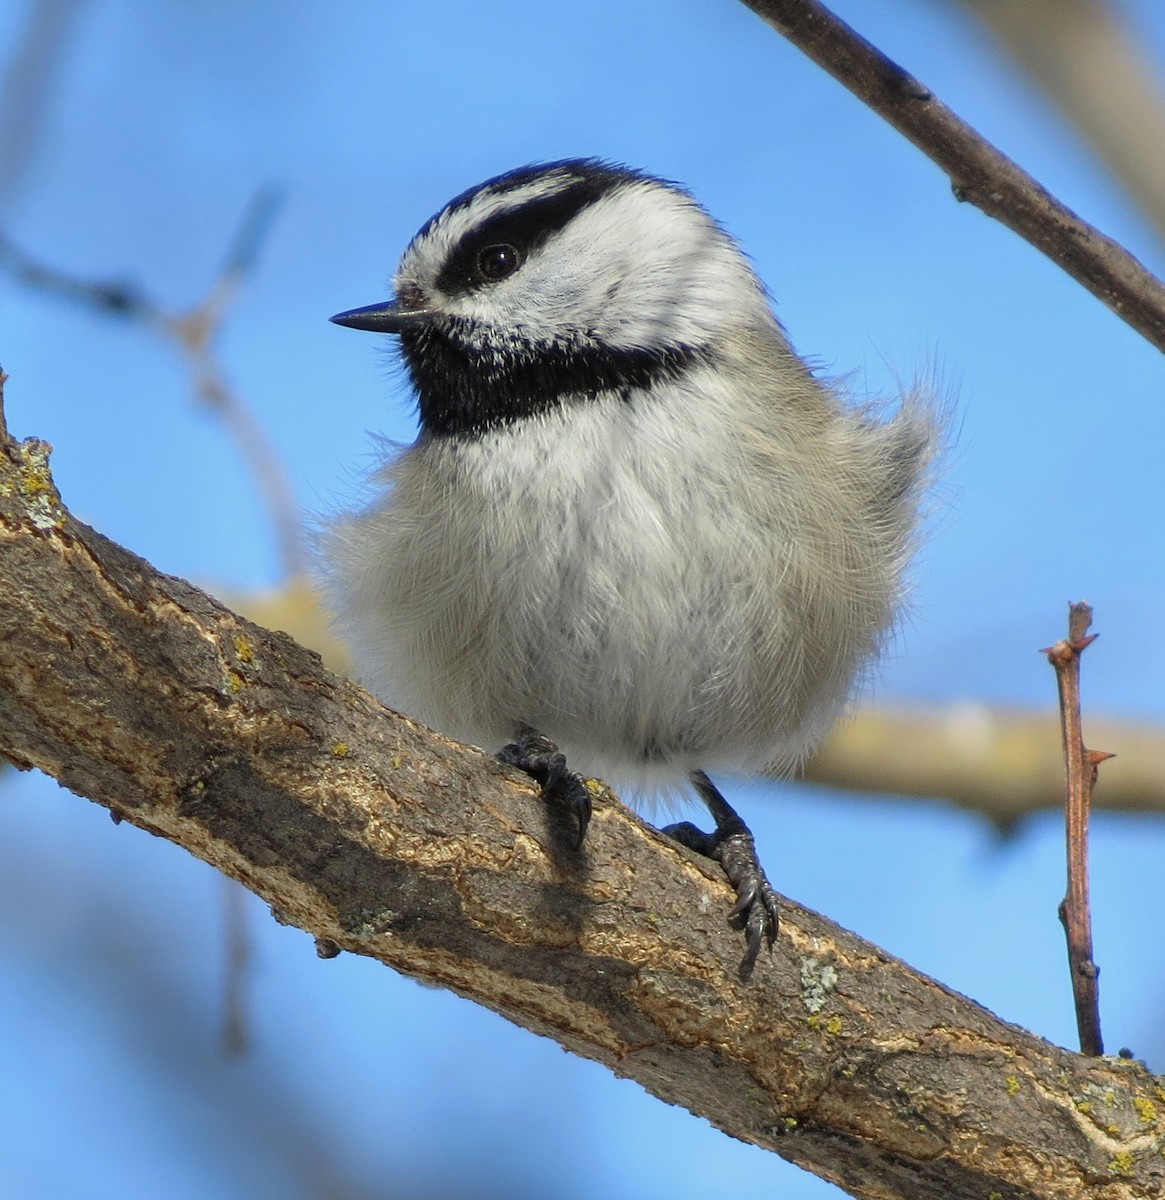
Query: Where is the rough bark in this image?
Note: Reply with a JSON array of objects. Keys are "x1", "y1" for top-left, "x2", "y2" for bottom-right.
[{"x1": 0, "y1": 395, "x2": 1162, "y2": 1199}]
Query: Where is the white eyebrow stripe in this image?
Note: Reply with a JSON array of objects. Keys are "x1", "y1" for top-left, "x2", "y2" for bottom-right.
[{"x1": 398, "y1": 170, "x2": 594, "y2": 286}]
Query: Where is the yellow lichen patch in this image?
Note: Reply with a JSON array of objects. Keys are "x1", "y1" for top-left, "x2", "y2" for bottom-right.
[
  {"x1": 1108, "y1": 1151, "x2": 1135, "y2": 1176},
  {"x1": 806, "y1": 1012, "x2": 843, "y2": 1036},
  {"x1": 1005, "y1": 1075, "x2": 1020, "y2": 1096},
  {"x1": 14, "y1": 439, "x2": 65, "y2": 530},
  {"x1": 391, "y1": 755, "x2": 402, "y2": 769},
  {"x1": 20, "y1": 470, "x2": 53, "y2": 497},
  {"x1": 1076, "y1": 1100, "x2": 1093, "y2": 1114},
  {"x1": 583, "y1": 777, "x2": 620, "y2": 810},
  {"x1": 233, "y1": 634, "x2": 254, "y2": 664},
  {"x1": 331, "y1": 742, "x2": 351, "y2": 757},
  {"x1": 226, "y1": 670, "x2": 245, "y2": 694},
  {"x1": 1133, "y1": 1096, "x2": 1158, "y2": 1125}
]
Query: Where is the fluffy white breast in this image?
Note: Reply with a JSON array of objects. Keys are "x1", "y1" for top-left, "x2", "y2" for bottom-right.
[{"x1": 323, "y1": 335, "x2": 925, "y2": 797}]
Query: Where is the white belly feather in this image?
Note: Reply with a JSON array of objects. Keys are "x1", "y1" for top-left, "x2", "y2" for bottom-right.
[{"x1": 326, "y1": 357, "x2": 924, "y2": 796}]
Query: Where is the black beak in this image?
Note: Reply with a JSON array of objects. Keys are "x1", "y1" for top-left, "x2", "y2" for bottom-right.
[{"x1": 329, "y1": 300, "x2": 436, "y2": 333}]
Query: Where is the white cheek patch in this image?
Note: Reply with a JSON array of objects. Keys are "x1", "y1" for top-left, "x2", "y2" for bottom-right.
[
  {"x1": 442, "y1": 262, "x2": 595, "y2": 338},
  {"x1": 564, "y1": 187, "x2": 765, "y2": 351},
  {"x1": 446, "y1": 183, "x2": 766, "y2": 352}
]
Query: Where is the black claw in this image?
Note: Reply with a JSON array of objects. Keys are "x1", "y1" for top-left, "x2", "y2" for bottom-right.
[
  {"x1": 497, "y1": 727, "x2": 591, "y2": 848},
  {"x1": 664, "y1": 770, "x2": 779, "y2": 980}
]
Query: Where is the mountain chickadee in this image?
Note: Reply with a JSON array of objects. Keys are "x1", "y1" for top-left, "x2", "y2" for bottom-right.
[{"x1": 327, "y1": 159, "x2": 937, "y2": 976}]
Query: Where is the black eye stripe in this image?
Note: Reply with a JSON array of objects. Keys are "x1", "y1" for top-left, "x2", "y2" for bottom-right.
[{"x1": 434, "y1": 176, "x2": 616, "y2": 296}]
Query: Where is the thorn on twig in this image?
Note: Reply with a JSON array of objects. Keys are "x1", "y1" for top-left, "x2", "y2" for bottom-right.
[{"x1": 1039, "y1": 633, "x2": 1098, "y2": 664}]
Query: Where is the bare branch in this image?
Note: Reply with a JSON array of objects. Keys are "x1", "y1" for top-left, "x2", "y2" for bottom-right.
[
  {"x1": 219, "y1": 872, "x2": 253, "y2": 1056},
  {"x1": 738, "y1": 0, "x2": 1165, "y2": 354},
  {"x1": 1, "y1": 380, "x2": 1163, "y2": 1198}
]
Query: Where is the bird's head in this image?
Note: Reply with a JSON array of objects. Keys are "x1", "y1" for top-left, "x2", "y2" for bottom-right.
[{"x1": 331, "y1": 159, "x2": 769, "y2": 437}]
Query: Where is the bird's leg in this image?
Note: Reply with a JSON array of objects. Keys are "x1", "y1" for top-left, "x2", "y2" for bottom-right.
[
  {"x1": 663, "y1": 769, "x2": 779, "y2": 979},
  {"x1": 497, "y1": 725, "x2": 592, "y2": 849}
]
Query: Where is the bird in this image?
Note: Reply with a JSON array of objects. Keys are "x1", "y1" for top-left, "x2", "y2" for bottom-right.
[{"x1": 325, "y1": 158, "x2": 938, "y2": 977}]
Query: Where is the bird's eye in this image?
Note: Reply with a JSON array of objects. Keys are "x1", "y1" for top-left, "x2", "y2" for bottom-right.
[{"x1": 477, "y1": 243, "x2": 521, "y2": 281}]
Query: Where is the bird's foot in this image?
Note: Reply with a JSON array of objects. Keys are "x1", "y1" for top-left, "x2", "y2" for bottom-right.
[
  {"x1": 497, "y1": 727, "x2": 592, "y2": 849},
  {"x1": 663, "y1": 770, "x2": 779, "y2": 980}
]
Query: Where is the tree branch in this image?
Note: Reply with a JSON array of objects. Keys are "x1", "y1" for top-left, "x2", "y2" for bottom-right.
[
  {"x1": 739, "y1": 0, "x2": 1165, "y2": 354},
  {"x1": 2, "y1": 384, "x2": 1163, "y2": 1198}
]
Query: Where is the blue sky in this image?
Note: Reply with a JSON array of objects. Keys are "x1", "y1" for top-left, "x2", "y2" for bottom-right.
[{"x1": 1, "y1": 2, "x2": 1164, "y2": 1198}]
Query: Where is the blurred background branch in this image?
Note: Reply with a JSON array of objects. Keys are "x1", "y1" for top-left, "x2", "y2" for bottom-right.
[
  {"x1": 960, "y1": 0, "x2": 1165, "y2": 244},
  {"x1": 0, "y1": 187, "x2": 303, "y2": 579},
  {"x1": 0, "y1": 0, "x2": 83, "y2": 211},
  {"x1": 802, "y1": 703, "x2": 1164, "y2": 824}
]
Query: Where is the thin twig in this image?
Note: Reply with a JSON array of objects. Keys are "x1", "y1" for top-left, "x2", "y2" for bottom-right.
[
  {"x1": 1043, "y1": 602, "x2": 1110, "y2": 1057},
  {"x1": 739, "y1": 0, "x2": 1165, "y2": 354}
]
